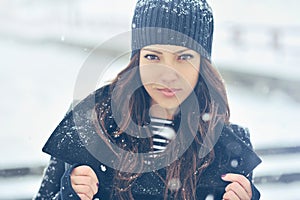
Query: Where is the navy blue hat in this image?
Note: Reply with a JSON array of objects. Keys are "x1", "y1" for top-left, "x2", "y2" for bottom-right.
[{"x1": 131, "y1": 0, "x2": 214, "y2": 60}]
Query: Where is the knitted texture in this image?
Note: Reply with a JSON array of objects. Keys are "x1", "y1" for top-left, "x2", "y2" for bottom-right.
[{"x1": 131, "y1": 0, "x2": 214, "y2": 60}]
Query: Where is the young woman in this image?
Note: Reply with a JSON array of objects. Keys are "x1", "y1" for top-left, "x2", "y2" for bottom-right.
[{"x1": 36, "y1": 0, "x2": 261, "y2": 199}]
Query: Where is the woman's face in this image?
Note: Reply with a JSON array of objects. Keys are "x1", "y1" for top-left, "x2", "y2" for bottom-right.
[{"x1": 139, "y1": 44, "x2": 201, "y2": 110}]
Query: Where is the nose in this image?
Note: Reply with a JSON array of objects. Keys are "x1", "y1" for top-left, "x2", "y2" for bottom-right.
[{"x1": 160, "y1": 64, "x2": 179, "y2": 84}]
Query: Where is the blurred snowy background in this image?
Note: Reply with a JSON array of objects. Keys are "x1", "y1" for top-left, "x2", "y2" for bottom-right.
[{"x1": 0, "y1": 0, "x2": 299, "y2": 199}]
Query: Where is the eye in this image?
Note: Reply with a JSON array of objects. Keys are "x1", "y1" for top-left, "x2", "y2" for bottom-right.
[
  {"x1": 144, "y1": 54, "x2": 160, "y2": 60},
  {"x1": 178, "y1": 54, "x2": 194, "y2": 60}
]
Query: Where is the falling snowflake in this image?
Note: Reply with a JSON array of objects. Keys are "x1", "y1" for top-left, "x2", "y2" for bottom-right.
[
  {"x1": 100, "y1": 164, "x2": 107, "y2": 172},
  {"x1": 167, "y1": 178, "x2": 182, "y2": 191},
  {"x1": 230, "y1": 159, "x2": 239, "y2": 168},
  {"x1": 202, "y1": 113, "x2": 211, "y2": 121}
]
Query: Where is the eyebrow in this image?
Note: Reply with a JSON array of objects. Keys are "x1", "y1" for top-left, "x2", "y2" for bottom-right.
[{"x1": 143, "y1": 48, "x2": 190, "y2": 54}]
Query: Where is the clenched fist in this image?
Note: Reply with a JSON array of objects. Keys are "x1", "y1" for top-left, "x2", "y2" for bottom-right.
[
  {"x1": 70, "y1": 165, "x2": 99, "y2": 200},
  {"x1": 221, "y1": 173, "x2": 252, "y2": 200}
]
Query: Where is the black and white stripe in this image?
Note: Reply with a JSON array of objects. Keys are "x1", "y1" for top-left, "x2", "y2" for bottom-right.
[{"x1": 150, "y1": 117, "x2": 176, "y2": 154}]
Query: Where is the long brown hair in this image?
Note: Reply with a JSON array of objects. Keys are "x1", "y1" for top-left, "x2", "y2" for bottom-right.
[{"x1": 93, "y1": 51, "x2": 230, "y2": 199}]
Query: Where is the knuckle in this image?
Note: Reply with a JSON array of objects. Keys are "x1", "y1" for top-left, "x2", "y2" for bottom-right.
[
  {"x1": 225, "y1": 182, "x2": 235, "y2": 192},
  {"x1": 83, "y1": 166, "x2": 95, "y2": 176},
  {"x1": 223, "y1": 191, "x2": 230, "y2": 199},
  {"x1": 231, "y1": 181, "x2": 240, "y2": 188},
  {"x1": 87, "y1": 176, "x2": 95, "y2": 186},
  {"x1": 82, "y1": 185, "x2": 91, "y2": 193},
  {"x1": 73, "y1": 165, "x2": 94, "y2": 176},
  {"x1": 226, "y1": 190, "x2": 235, "y2": 196},
  {"x1": 228, "y1": 190, "x2": 236, "y2": 196},
  {"x1": 70, "y1": 174, "x2": 75, "y2": 181},
  {"x1": 72, "y1": 166, "x2": 84, "y2": 174},
  {"x1": 85, "y1": 185, "x2": 94, "y2": 197},
  {"x1": 81, "y1": 165, "x2": 91, "y2": 172},
  {"x1": 236, "y1": 175, "x2": 243, "y2": 182},
  {"x1": 236, "y1": 174, "x2": 247, "y2": 184}
]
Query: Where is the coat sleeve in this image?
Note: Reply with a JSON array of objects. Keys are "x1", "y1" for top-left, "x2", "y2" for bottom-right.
[
  {"x1": 34, "y1": 156, "x2": 81, "y2": 200},
  {"x1": 34, "y1": 156, "x2": 64, "y2": 199},
  {"x1": 230, "y1": 124, "x2": 261, "y2": 200}
]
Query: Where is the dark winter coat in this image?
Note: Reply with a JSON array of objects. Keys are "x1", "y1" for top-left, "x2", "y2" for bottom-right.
[{"x1": 35, "y1": 85, "x2": 261, "y2": 200}]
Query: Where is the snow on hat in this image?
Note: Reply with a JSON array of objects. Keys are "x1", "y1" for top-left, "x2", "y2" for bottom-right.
[{"x1": 131, "y1": 0, "x2": 214, "y2": 60}]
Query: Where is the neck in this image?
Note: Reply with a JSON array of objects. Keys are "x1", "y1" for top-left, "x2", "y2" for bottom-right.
[{"x1": 149, "y1": 102, "x2": 178, "y2": 120}]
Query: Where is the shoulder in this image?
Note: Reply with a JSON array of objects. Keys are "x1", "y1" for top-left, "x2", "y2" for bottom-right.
[
  {"x1": 68, "y1": 84, "x2": 112, "y2": 117},
  {"x1": 75, "y1": 84, "x2": 112, "y2": 107},
  {"x1": 94, "y1": 84, "x2": 112, "y2": 101},
  {"x1": 223, "y1": 122, "x2": 253, "y2": 149},
  {"x1": 214, "y1": 123, "x2": 262, "y2": 176}
]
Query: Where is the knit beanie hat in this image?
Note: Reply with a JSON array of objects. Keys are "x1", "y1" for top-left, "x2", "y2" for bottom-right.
[{"x1": 131, "y1": 0, "x2": 214, "y2": 60}]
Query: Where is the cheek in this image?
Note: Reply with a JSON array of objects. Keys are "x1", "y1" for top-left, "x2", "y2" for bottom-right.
[
  {"x1": 139, "y1": 66, "x2": 151, "y2": 84},
  {"x1": 139, "y1": 66, "x2": 160, "y2": 84},
  {"x1": 180, "y1": 67, "x2": 199, "y2": 88}
]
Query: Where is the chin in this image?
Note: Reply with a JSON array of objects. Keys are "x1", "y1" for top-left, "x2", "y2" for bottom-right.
[{"x1": 158, "y1": 102, "x2": 181, "y2": 110}]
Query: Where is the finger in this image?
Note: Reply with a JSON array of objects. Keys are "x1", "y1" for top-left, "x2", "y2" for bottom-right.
[
  {"x1": 72, "y1": 165, "x2": 98, "y2": 180},
  {"x1": 72, "y1": 184, "x2": 94, "y2": 200},
  {"x1": 221, "y1": 173, "x2": 252, "y2": 196},
  {"x1": 225, "y1": 182, "x2": 251, "y2": 200},
  {"x1": 223, "y1": 189, "x2": 239, "y2": 200},
  {"x1": 71, "y1": 165, "x2": 99, "y2": 186},
  {"x1": 71, "y1": 175, "x2": 98, "y2": 195}
]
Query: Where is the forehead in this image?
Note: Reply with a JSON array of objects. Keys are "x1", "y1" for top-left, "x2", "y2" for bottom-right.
[{"x1": 141, "y1": 44, "x2": 198, "y2": 54}]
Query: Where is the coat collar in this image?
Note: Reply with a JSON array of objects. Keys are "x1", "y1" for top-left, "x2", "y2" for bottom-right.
[{"x1": 42, "y1": 84, "x2": 261, "y2": 194}]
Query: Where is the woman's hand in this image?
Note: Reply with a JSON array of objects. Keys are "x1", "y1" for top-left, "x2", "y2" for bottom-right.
[
  {"x1": 70, "y1": 165, "x2": 99, "y2": 200},
  {"x1": 221, "y1": 173, "x2": 252, "y2": 200}
]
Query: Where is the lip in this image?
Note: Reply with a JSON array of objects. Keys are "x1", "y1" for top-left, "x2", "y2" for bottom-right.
[{"x1": 156, "y1": 87, "x2": 182, "y2": 97}]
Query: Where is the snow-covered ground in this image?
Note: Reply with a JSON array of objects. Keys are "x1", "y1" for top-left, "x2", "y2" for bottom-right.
[{"x1": 0, "y1": 0, "x2": 299, "y2": 199}]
